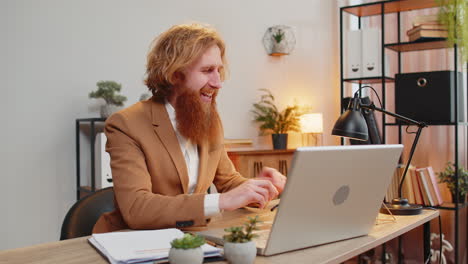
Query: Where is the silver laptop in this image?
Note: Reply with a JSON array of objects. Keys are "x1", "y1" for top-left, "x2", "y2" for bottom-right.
[{"x1": 199, "y1": 144, "x2": 403, "y2": 256}]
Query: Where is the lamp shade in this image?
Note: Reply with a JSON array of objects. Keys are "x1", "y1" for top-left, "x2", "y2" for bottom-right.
[
  {"x1": 300, "y1": 113, "x2": 323, "y2": 133},
  {"x1": 332, "y1": 108, "x2": 369, "y2": 141}
]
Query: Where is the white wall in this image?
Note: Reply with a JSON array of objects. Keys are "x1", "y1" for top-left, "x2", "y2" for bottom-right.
[{"x1": 1, "y1": 0, "x2": 339, "y2": 250}]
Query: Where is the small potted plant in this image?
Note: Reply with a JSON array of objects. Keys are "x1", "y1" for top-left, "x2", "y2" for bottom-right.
[
  {"x1": 223, "y1": 216, "x2": 260, "y2": 264},
  {"x1": 437, "y1": 0, "x2": 468, "y2": 63},
  {"x1": 438, "y1": 162, "x2": 468, "y2": 203},
  {"x1": 252, "y1": 89, "x2": 301, "y2": 149},
  {"x1": 89, "y1": 80, "x2": 127, "y2": 118},
  {"x1": 169, "y1": 233, "x2": 205, "y2": 264},
  {"x1": 271, "y1": 28, "x2": 286, "y2": 54}
]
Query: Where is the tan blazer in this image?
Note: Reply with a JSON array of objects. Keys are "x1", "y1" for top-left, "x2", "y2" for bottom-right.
[{"x1": 93, "y1": 96, "x2": 247, "y2": 233}]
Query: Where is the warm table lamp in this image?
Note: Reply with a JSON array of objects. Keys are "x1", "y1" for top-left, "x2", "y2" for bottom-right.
[
  {"x1": 300, "y1": 113, "x2": 323, "y2": 146},
  {"x1": 332, "y1": 87, "x2": 427, "y2": 215}
]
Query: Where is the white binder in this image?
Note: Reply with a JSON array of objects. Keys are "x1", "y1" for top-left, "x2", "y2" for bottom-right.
[
  {"x1": 345, "y1": 30, "x2": 362, "y2": 79},
  {"x1": 95, "y1": 132, "x2": 113, "y2": 189}
]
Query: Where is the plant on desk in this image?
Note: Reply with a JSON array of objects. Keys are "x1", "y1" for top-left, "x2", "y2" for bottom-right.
[
  {"x1": 223, "y1": 215, "x2": 260, "y2": 264},
  {"x1": 169, "y1": 233, "x2": 205, "y2": 264},
  {"x1": 251, "y1": 89, "x2": 301, "y2": 149},
  {"x1": 89, "y1": 80, "x2": 127, "y2": 118},
  {"x1": 438, "y1": 162, "x2": 468, "y2": 204}
]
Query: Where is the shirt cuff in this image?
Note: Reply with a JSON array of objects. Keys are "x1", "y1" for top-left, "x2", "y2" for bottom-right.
[{"x1": 204, "y1": 193, "x2": 221, "y2": 217}]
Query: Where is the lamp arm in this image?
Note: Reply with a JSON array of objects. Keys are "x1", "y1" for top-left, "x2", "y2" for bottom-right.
[
  {"x1": 397, "y1": 125, "x2": 423, "y2": 197},
  {"x1": 360, "y1": 104, "x2": 425, "y2": 128},
  {"x1": 360, "y1": 103, "x2": 427, "y2": 198}
]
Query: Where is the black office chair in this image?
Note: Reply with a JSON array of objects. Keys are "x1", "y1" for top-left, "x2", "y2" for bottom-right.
[{"x1": 60, "y1": 187, "x2": 115, "y2": 240}]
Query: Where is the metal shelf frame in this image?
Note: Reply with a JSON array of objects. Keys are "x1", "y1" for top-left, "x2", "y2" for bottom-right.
[
  {"x1": 75, "y1": 118, "x2": 106, "y2": 201},
  {"x1": 339, "y1": 0, "x2": 467, "y2": 263}
]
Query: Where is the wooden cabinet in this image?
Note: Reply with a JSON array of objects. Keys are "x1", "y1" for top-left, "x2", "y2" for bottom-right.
[{"x1": 227, "y1": 148, "x2": 294, "y2": 178}]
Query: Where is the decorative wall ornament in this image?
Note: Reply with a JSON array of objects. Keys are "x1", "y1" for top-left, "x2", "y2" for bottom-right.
[
  {"x1": 262, "y1": 25, "x2": 296, "y2": 56},
  {"x1": 430, "y1": 232, "x2": 453, "y2": 264}
]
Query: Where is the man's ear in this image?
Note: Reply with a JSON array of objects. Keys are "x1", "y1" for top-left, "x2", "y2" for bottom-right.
[{"x1": 172, "y1": 71, "x2": 185, "y2": 84}]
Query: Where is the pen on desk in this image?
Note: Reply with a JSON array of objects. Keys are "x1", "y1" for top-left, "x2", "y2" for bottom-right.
[
  {"x1": 205, "y1": 240, "x2": 220, "y2": 247},
  {"x1": 270, "y1": 204, "x2": 279, "y2": 211}
]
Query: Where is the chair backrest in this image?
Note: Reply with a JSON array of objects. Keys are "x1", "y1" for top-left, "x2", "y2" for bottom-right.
[{"x1": 60, "y1": 187, "x2": 114, "y2": 240}]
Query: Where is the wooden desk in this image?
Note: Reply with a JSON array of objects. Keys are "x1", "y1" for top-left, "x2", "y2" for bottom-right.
[{"x1": 0, "y1": 206, "x2": 438, "y2": 264}]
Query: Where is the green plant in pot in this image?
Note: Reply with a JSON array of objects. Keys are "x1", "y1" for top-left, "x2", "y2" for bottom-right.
[
  {"x1": 271, "y1": 28, "x2": 287, "y2": 54},
  {"x1": 438, "y1": 162, "x2": 468, "y2": 203},
  {"x1": 252, "y1": 89, "x2": 301, "y2": 149},
  {"x1": 437, "y1": 0, "x2": 468, "y2": 63},
  {"x1": 223, "y1": 216, "x2": 260, "y2": 264},
  {"x1": 169, "y1": 233, "x2": 205, "y2": 264},
  {"x1": 89, "y1": 80, "x2": 127, "y2": 118}
]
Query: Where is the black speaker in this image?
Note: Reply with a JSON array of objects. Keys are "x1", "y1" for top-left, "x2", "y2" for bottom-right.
[{"x1": 395, "y1": 71, "x2": 464, "y2": 124}]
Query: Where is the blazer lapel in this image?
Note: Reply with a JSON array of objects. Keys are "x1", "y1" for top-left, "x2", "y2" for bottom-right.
[{"x1": 151, "y1": 97, "x2": 189, "y2": 193}]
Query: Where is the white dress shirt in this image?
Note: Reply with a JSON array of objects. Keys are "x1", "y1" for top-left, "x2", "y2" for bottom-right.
[{"x1": 165, "y1": 101, "x2": 220, "y2": 217}]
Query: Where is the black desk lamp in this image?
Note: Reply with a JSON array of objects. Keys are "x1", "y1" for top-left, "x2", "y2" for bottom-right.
[{"x1": 332, "y1": 86, "x2": 427, "y2": 215}]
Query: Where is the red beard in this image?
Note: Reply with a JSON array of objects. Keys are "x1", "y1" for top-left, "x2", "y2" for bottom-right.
[{"x1": 175, "y1": 88, "x2": 220, "y2": 144}]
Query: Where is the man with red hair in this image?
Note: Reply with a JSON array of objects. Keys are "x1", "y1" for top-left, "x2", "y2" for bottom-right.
[{"x1": 93, "y1": 23, "x2": 286, "y2": 233}]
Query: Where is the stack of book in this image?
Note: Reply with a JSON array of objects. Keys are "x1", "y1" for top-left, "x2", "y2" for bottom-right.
[
  {"x1": 407, "y1": 14, "x2": 447, "y2": 42},
  {"x1": 386, "y1": 165, "x2": 444, "y2": 206}
]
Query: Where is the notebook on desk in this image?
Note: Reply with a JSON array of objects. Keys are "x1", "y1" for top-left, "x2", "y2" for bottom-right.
[{"x1": 199, "y1": 144, "x2": 403, "y2": 256}]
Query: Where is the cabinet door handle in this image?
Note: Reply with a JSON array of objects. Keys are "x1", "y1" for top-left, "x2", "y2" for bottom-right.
[
  {"x1": 279, "y1": 160, "x2": 288, "y2": 176},
  {"x1": 253, "y1": 161, "x2": 263, "y2": 178}
]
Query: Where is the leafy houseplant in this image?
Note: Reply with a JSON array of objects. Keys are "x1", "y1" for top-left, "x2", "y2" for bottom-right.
[
  {"x1": 437, "y1": 0, "x2": 468, "y2": 63},
  {"x1": 169, "y1": 233, "x2": 205, "y2": 264},
  {"x1": 89, "y1": 80, "x2": 127, "y2": 118},
  {"x1": 223, "y1": 216, "x2": 260, "y2": 264},
  {"x1": 438, "y1": 162, "x2": 468, "y2": 203},
  {"x1": 252, "y1": 89, "x2": 301, "y2": 149}
]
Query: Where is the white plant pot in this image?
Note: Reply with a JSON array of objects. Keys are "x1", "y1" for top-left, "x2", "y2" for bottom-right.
[
  {"x1": 168, "y1": 247, "x2": 203, "y2": 264},
  {"x1": 223, "y1": 241, "x2": 256, "y2": 264},
  {"x1": 271, "y1": 41, "x2": 288, "y2": 55},
  {"x1": 100, "y1": 105, "x2": 120, "y2": 118}
]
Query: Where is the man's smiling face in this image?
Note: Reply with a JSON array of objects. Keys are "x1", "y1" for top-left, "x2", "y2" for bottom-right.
[{"x1": 171, "y1": 44, "x2": 223, "y2": 106}]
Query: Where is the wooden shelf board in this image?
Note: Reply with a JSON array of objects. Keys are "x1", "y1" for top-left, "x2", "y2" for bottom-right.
[
  {"x1": 385, "y1": 122, "x2": 460, "y2": 126},
  {"x1": 342, "y1": 0, "x2": 438, "y2": 17},
  {"x1": 343, "y1": 77, "x2": 394, "y2": 84},
  {"x1": 385, "y1": 39, "x2": 449, "y2": 52}
]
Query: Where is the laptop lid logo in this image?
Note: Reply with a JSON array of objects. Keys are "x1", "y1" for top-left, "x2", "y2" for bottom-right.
[{"x1": 333, "y1": 185, "x2": 350, "y2": 205}]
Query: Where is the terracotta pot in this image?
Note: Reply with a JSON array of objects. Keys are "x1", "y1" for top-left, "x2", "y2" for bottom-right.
[
  {"x1": 223, "y1": 241, "x2": 256, "y2": 264},
  {"x1": 168, "y1": 247, "x2": 203, "y2": 264}
]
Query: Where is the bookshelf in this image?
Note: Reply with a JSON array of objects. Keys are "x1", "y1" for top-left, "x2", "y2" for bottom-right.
[
  {"x1": 76, "y1": 118, "x2": 106, "y2": 200},
  {"x1": 339, "y1": 0, "x2": 467, "y2": 263}
]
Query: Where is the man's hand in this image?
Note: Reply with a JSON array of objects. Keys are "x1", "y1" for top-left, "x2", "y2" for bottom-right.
[
  {"x1": 219, "y1": 179, "x2": 279, "y2": 211},
  {"x1": 256, "y1": 167, "x2": 287, "y2": 194}
]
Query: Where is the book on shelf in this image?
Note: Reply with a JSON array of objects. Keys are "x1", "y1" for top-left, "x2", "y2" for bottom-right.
[
  {"x1": 385, "y1": 164, "x2": 402, "y2": 202},
  {"x1": 386, "y1": 164, "x2": 414, "y2": 203},
  {"x1": 426, "y1": 166, "x2": 444, "y2": 205},
  {"x1": 410, "y1": 167, "x2": 424, "y2": 205},
  {"x1": 408, "y1": 29, "x2": 448, "y2": 42},
  {"x1": 412, "y1": 14, "x2": 439, "y2": 27},
  {"x1": 402, "y1": 166, "x2": 416, "y2": 204},
  {"x1": 406, "y1": 24, "x2": 447, "y2": 36},
  {"x1": 416, "y1": 168, "x2": 435, "y2": 206}
]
